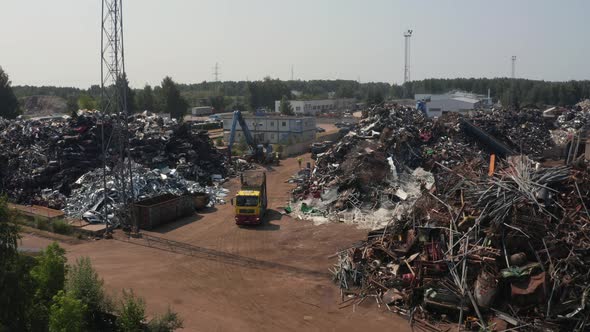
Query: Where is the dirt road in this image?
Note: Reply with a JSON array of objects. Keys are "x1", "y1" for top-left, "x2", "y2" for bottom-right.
[{"x1": 28, "y1": 155, "x2": 410, "y2": 331}]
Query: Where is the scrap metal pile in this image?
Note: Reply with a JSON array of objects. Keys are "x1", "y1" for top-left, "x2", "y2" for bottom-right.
[
  {"x1": 332, "y1": 158, "x2": 590, "y2": 331},
  {"x1": 469, "y1": 109, "x2": 556, "y2": 158},
  {"x1": 0, "y1": 111, "x2": 227, "y2": 216},
  {"x1": 291, "y1": 106, "x2": 486, "y2": 228},
  {"x1": 63, "y1": 162, "x2": 228, "y2": 224}
]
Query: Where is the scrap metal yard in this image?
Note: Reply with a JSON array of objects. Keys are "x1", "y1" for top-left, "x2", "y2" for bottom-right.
[
  {"x1": 3, "y1": 1, "x2": 590, "y2": 331},
  {"x1": 10, "y1": 99, "x2": 590, "y2": 331},
  {"x1": 20, "y1": 155, "x2": 409, "y2": 331}
]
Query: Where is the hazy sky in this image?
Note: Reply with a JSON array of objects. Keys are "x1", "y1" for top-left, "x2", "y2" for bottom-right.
[{"x1": 2, "y1": 0, "x2": 589, "y2": 88}]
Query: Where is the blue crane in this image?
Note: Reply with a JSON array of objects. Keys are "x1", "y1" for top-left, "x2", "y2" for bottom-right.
[{"x1": 227, "y1": 110, "x2": 274, "y2": 163}]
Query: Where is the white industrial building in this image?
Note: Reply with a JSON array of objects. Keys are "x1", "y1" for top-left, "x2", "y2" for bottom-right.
[
  {"x1": 190, "y1": 106, "x2": 213, "y2": 116},
  {"x1": 222, "y1": 114, "x2": 316, "y2": 145},
  {"x1": 415, "y1": 91, "x2": 492, "y2": 118},
  {"x1": 274, "y1": 98, "x2": 355, "y2": 116}
]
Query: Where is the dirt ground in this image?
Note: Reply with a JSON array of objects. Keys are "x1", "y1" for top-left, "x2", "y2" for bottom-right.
[{"x1": 21, "y1": 154, "x2": 411, "y2": 331}]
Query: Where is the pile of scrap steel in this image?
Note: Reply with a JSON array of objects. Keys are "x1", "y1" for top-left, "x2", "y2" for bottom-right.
[
  {"x1": 468, "y1": 109, "x2": 556, "y2": 159},
  {"x1": 0, "y1": 111, "x2": 227, "y2": 210},
  {"x1": 332, "y1": 157, "x2": 590, "y2": 331},
  {"x1": 290, "y1": 106, "x2": 486, "y2": 228},
  {"x1": 63, "y1": 162, "x2": 229, "y2": 224}
]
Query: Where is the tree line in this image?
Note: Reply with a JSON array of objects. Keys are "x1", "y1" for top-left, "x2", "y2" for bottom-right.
[
  {"x1": 0, "y1": 196, "x2": 183, "y2": 331},
  {"x1": 3, "y1": 63, "x2": 590, "y2": 120}
]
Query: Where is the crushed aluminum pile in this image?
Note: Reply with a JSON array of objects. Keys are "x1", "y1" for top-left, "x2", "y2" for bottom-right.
[{"x1": 64, "y1": 163, "x2": 229, "y2": 225}]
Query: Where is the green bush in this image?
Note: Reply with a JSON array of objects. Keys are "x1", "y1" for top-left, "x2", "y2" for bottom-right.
[
  {"x1": 66, "y1": 257, "x2": 112, "y2": 323},
  {"x1": 52, "y1": 220, "x2": 72, "y2": 235},
  {"x1": 147, "y1": 307, "x2": 183, "y2": 332},
  {"x1": 49, "y1": 290, "x2": 87, "y2": 332},
  {"x1": 36, "y1": 218, "x2": 51, "y2": 231},
  {"x1": 117, "y1": 289, "x2": 146, "y2": 332}
]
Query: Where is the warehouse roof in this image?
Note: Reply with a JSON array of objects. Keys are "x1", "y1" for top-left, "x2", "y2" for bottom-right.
[{"x1": 451, "y1": 96, "x2": 480, "y2": 104}]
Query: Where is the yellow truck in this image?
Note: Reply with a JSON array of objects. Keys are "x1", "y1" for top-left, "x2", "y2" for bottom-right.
[{"x1": 232, "y1": 171, "x2": 267, "y2": 225}]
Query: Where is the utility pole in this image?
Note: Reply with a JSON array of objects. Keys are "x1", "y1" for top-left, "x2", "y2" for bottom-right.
[
  {"x1": 511, "y1": 56, "x2": 516, "y2": 79},
  {"x1": 100, "y1": 0, "x2": 135, "y2": 234},
  {"x1": 403, "y1": 29, "x2": 413, "y2": 84},
  {"x1": 291, "y1": 65, "x2": 294, "y2": 81}
]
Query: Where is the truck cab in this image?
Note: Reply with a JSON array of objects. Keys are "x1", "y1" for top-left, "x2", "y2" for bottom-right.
[{"x1": 234, "y1": 172, "x2": 267, "y2": 225}]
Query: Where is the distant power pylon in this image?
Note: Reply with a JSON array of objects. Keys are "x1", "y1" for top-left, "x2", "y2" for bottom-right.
[
  {"x1": 403, "y1": 29, "x2": 413, "y2": 83},
  {"x1": 511, "y1": 56, "x2": 517, "y2": 79},
  {"x1": 291, "y1": 65, "x2": 294, "y2": 81},
  {"x1": 213, "y1": 62, "x2": 220, "y2": 82},
  {"x1": 100, "y1": 0, "x2": 135, "y2": 232}
]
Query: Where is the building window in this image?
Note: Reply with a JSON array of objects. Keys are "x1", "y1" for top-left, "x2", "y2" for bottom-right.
[
  {"x1": 270, "y1": 121, "x2": 274, "y2": 126},
  {"x1": 282, "y1": 121, "x2": 286, "y2": 127},
  {"x1": 271, "y1": 134, "x2": 275, "y2": 139},
  {"x1": 296, "y1": 106, "x2": 301, "y2": 111}
]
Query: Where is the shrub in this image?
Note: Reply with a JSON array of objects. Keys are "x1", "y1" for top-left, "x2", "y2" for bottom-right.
[
  {"x1": 52, "y1": 219, "x2": 72, "y2": 235},
  {"x1": 117, "y1": 289, "x2": 146, "y2": 332},
  {"x1": 66, "y1": 257, "x2": 111, "y2": 317},
  {"x1": 49, "y1": 290, "x2": 86, "y2": 332},
  {"x1": 36, "y1": 218, "x2": 51, "y2": 231},
  {"x1": 147, "y1": 307, "x2": 183, "y2": 332}
]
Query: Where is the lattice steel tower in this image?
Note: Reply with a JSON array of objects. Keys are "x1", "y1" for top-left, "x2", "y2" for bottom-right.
[{"x1": 100, "y1": 0, "x2": 135, "y2": 233}]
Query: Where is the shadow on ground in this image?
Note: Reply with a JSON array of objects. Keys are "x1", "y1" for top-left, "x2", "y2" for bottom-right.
[
  {"x1": 238, "y1": 209, "x2": 282, "y2": 231},
  {"x1": 152, "y1": 213, "x2": 203, "y2": 233}
]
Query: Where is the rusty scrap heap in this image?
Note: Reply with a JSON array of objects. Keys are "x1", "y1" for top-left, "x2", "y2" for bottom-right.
[{"x1": 332, "y1": 158, "x2": 590, "y2": 331}]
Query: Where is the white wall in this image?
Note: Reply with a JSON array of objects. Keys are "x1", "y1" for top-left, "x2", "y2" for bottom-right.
[
  {"x1": 223, "y1": 115, "x2": 316, "y2": 145},
  {"x1": 275, "y1": 99, "x2": 356, "y2": 115},
  {"x1": 425, "y1": 98, "x2": 478, "y2": 117}
]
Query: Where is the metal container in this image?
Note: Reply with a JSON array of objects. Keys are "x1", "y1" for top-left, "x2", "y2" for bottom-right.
[
  {"x1": 192, "y1": 192, "x2": 210, "y2": 210},
  {"x1": 133, "y1": 194, "x2": 194, "y2": 230}
]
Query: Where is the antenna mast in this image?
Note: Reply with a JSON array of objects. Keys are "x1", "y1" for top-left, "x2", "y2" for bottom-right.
[{"x1": 100, "y1": 0, "x2": 135, "y2": 234}]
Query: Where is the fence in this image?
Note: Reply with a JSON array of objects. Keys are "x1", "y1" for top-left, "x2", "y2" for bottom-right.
[{"x1": 118, "y1": 233, "x2": 329, "y2": 278}]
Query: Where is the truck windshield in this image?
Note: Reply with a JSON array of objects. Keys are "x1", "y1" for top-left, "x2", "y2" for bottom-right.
[{"x1": 236, "y1": 196, "x2": 259, "y2": 207}]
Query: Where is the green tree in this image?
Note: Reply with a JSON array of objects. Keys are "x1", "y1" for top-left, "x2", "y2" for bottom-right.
[
  {"x1": 0, "y1": 255, "x2": 39, "y2": 331},
  {"x1": 279, "y1": 95, "x2": 294, "y2": 115},
  {"x1": 117, "y1": 289, "x2": 146, "y2": 332},
  {"x1": 136, "y1": 84, "x2": 155, "y2": 112},
  {"x1": 366, "y1": 88, "x2": 384, "y2": 105},
  {"x1": 147, "y1": 307, "x2": 183, "y2": 332},
  {"x1": 49, "y1": 290, "x2": 87, "y2": 332},
  {"x1": 159, "y1": 76, "x2": 188, "y2": 120},
  {"x1": 31, "y1": 242, "x2": 67, "y2": 304},
  {"x1": 0, "y1": 195, "x2": 19, "y2": 265},
  {"x1": 66, "y1": 257, "x2": 110, "y2": 323},
  {"x1": 248, "y1": 77, "x2": 292, "y2": 109},
  {"x1": 0, "y1": 195, "x2": 38, "y2": 331},
  {"x1": 0, "y1": 66, "x2": 20, "y2": 119},
  {"x1": 208, "y1": 95, "x2": 226, "y2": 112},
  {"x1": 115, "y1": 74, "x2": 137, "y2": 113},
  {"x1": 77, "y1": 94, "x2": 97, "y2": 110},
  {"x1": 66, "y1": 96, "x2": 78, "y2": 116}
]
